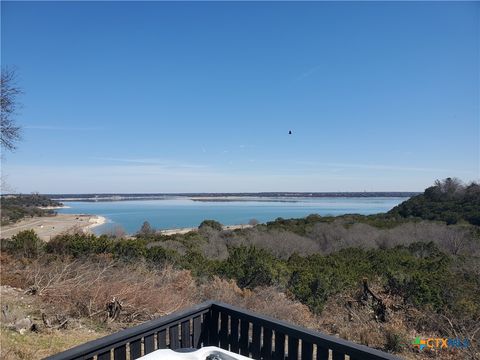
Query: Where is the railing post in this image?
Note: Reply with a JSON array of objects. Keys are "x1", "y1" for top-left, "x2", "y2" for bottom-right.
[
  {"x1": 144, "y1": 334, "x2": 155, "y2": 354},
  {"x1": 239, "y1": 319, "x2": 250, "y2": 356},
  {"x1": 113, "y1": 346, "x2": 126, "y2": 360},
  {"x1": 262, "y1": 327, "x2": 273, "y2": 359},
  {"x1": 170, "y1": 324, "x2": 180, "y2": 349},
  {"x1": 182, "y1": 320, "x2": 191, "y2": 348},
  {"x1": 220, "y1": 312, "x2": 229, "y2": 349},
  {"x1": 332, "y1": 351, "x2": 344, "y2": 360},
  {"x1": 158, "y1": 329, "x2": 167, "y2": 349},
  {"x1": 129, "y1": 339, "x2": 142, "y2": 359},
  {"x1": 288, "y1": 337, "x2": 299, "y2": 360},
  {"x1": 193, "y1": 315, "x2": 203, "y2": 348},
  {"x1": 230, "y1": 315, "x2": 240, "y2": 353},
  {"x1": 274, "y1": 332, "x2": 285, "y2": 360},
  {"x1": 301, "y1": 341, "x2": 313, "y2": 360},
  {"x1": 251, "y1": 323, "x2": 261, "y2": 359},
  {"x1": 208, "y1": 308, "x2": 220, "y2": 346},
  {"x1": 97, "y1": 350, "x2": 110, "y2": 360},
  {"x1": 316, "y1": 344, "x2": 328, "y2": 360}
]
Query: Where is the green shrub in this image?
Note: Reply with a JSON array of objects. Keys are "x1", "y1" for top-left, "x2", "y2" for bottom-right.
[
  {"x1": 46, "y1": 234, "x2": 114, "y2": 257},
  {"x1": 220, "y1": 246, "x2": 286, "y2": 289},
  {"x1": 178, "y1": 250, "x2": 220, "y2": 278},
  {"x1": 112, "y1": 239, "x2": 147, "y2": 260},
  {"x1": 145, "y1": 245, "x2": 177, "y2": 265},
  {"x1": 384, "y1": 330, "x2": 405, "y2": 353},
  {"x1": 199, "y1": 220, "x2": 223, "y2": 231},
  {"x1": 287, "y1": 248, "x2": 373, "y2": 313},
  {"x1": 7, "y1": 230, "x2": 43, "y2": 258}
]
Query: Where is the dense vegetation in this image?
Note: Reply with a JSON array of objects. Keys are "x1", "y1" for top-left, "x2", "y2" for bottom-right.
[
  {"x1": 1, "y1": 178, "x2": 479, "y2": 357},
  {"x1": 0, "y1": 194, "x2": 62, "y2": 224},
  {"x1": 3, "y1": 215, "x2": 479, "y2": 341},
  {"x1": 388, "y1": 178, "x2": 480, "y2": 225}
]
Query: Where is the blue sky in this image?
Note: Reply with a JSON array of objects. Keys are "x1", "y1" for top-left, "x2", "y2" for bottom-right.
[{"x1": 1, "y1": 1, "x2": 479, "y2": 193}]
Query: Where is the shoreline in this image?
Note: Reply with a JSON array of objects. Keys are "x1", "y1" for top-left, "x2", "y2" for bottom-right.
[
  {"x1": 39, "y1": 205, "x2": 71, "y2": 210},
  {"x1": 0, "y1": 213, "x2": 106, "y2": 241},
  {"x1": 1, "y1": 212, "x2": 249, "y2": 240},
  {"x1": 85, "y1": 215, "x2": 107, "y2": 232},
  {"x1": 159, "y1": 223, "x2": 253, "y2": 236}
]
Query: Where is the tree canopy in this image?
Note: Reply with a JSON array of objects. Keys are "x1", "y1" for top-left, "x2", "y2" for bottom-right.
[
  {"x1": 388, "y1": 178, "x2": 480, "y2": 225},
  {"x1": 1, "y1": 68, "x2": 22, "y2": 151}
]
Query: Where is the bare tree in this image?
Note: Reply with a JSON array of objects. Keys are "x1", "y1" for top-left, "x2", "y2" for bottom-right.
[
  {"x1": 434, "y1": 177, "x2": 464, "y2": 197},
  {"x1": 1, "y1": 68, "x2": 22, "y2": 151},
  {"x1": 248, "y1": 218, "x2": 260, "y2": 226},
  {"x1": 105, "y1": 224, "x2": 127, "y2": 238}
]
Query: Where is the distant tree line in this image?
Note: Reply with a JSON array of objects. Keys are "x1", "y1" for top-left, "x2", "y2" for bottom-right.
[{"x1": 1, "y1": 194, "x2": 62, "y2": 224}]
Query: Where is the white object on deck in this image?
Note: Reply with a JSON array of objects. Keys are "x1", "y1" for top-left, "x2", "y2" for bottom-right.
[{"x1": 139, "y1": 346, "x2": 252, "y2": 360}]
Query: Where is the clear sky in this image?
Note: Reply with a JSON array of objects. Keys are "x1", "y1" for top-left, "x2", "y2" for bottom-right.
[{"x1": 1, "y1": 1, "x2": 479, "y2": 193}]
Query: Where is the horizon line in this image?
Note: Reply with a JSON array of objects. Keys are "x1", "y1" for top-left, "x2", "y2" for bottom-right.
[{"x1": 2, "y1": 191, "x2": 422, "y2": 196}]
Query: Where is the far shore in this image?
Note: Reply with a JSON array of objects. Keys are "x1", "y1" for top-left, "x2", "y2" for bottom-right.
[{"x1": 0, "y1": 213, "x2": 106, "y2": 241}]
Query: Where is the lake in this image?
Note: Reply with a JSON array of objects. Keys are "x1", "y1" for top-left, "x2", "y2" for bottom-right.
[{"x1": 57, "y1": 196, "x2": 409, "y2": 235}]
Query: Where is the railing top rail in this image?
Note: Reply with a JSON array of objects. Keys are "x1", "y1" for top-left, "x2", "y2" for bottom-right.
[
  {"x1": 211, "y1": 302, "x2": 401, "y2": 360},
  {"x1": 44, "y1": 300, "x2": 214, "y2": 360}
]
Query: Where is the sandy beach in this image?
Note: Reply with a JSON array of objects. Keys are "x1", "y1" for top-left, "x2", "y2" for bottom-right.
[
  {"x1": 160, "y1": 223, "x2": 253, "y2": 236},
  {"x1": 0, "y1": 214, "x2": 106, "y2": 241},
  {"x1": 38, "y1": 205, "x2": 71, "y2": 210}
]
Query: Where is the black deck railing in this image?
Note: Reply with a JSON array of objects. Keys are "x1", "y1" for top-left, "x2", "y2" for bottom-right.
[{"x1": 45, "y1": 301, "x2": 401, "y2": 360}]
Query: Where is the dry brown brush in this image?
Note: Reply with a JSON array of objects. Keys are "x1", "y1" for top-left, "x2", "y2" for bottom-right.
[
  {"x1": 7, "y1": 255, "x2": 198, "y2": 323},
  {"x1": 1, "y1": 254, "x2": 318, "y2": 329}
]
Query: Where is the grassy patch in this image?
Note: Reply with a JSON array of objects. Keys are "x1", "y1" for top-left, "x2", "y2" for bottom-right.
[{"x1": 0, "y1": 326, "x2": 107, "y2": 360}]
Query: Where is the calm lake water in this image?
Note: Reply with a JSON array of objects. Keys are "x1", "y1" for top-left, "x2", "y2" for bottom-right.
[{"x1": 57, "y1": 197, "x2": 408, "y2": 235}]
